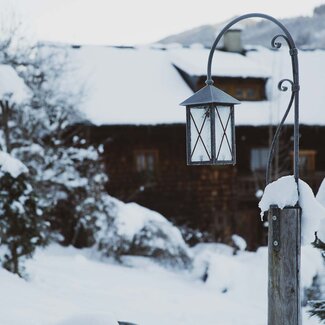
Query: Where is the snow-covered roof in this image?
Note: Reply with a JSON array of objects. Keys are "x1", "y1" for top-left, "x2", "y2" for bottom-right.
[
  {"x1": 69, "y1": 45, "x2": 325, "y2": 126},
  {"x1": 236, "y1": 47, "x2": 325, "y2": 126},
  {"x1": 68, "y1": 46, "x2": 192, "y2": 125},
  {"x1": 0, "y1": 65, "x2": 30, "y2": 104},
  {"x1": 168, "y1": 47, "x2": 270, "y2": 78}
]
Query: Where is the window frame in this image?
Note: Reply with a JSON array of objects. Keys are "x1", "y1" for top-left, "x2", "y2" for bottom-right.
[
  {"x1": 134, "y1": 149, "x2": 159, "y2": 173},
  {"x1": 250, "y1": 147, "x2": 270, "y2": 172},
  {"x1": 290, "y1": 149, "x2": 316, "y2": 174}
]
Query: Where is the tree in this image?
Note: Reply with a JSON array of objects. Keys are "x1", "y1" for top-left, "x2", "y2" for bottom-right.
[
  {"x1": 0, "y1": 151, "x2": 49, "y2": 277},
  {"x1": 0, "y1": 20, "x2": 184, "y2": 269},
  {"x1": 308, "y1": 232, "x2": 325, "y2": 322},
  {"x1": 36, "y1": 141, "x2": 110, "y2": 247},
  {"x1": 0, "y1": 20, "x2": 114, "y2": 253}
]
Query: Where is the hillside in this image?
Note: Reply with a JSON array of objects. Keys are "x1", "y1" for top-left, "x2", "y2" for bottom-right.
[{"x1": 160, "y1": 4, "x2": 325, "y2": 49}]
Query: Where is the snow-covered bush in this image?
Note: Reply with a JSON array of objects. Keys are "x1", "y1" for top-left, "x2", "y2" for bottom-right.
[
  {"x1": 31, "y1": 143, "x2": 109, "y2": 247},
  {"x1": 97, "y1": 196, "x2": 192, "y2": 268},
  {"x1": 231, "y1": 234, "x2": 247, "y2": 254},
  {"x1": 191, "y1": 243, "x2": 235, "y2": 283},
  {"x1": 307, "y1": 178, "x2": 325, "y2": 322},
  {"x1": 0, "y1": 152, "x2": 49, "y2": 277},
  {"x1": 10, "y1": 135, "x2": 108, "y2": 248},
  {"x1": 0, "y1": 22, "x2": 193, "y2": 272},
  {"x1": 179, "y1": 225, "x2": 213, "y2": 246}
]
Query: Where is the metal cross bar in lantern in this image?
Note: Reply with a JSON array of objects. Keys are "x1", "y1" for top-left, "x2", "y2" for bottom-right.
[{"x1": 180, "y1": 82, "x2": 240, "y2": 165}]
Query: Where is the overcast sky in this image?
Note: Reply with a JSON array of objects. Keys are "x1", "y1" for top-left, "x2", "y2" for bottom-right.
[{"x1": 0, "y1": 0, "x2": 323, "y2": 45}]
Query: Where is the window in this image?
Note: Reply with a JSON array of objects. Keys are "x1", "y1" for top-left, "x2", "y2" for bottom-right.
[
  {"x1": 235, "y1": 87, "x2": 257, "y2": 100},
  {"x1": 291, "y1": 150, "x2": 316, "y2": 175},
  {"x1": 134, "y1": 150, "x2": 158, "y2": 172},
  {"x1": 247, "y1": 88, "x2": 256, "y2": 99},
  {"x1": 235, "y1": 88, "x2": 244, "y2": 98},
  {"x1": 251, "y1": 148, "x2": 269, "y2": 172}
]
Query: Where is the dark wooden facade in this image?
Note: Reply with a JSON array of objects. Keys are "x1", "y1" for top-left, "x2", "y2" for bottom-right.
[
  {"x1": 73, "y1": 123, "x2": 325, "y2": 251},
  {"x1": 197, "y1": 76, "x2": 267, "y2": 101},
  {"x1": 80, "y1": 124, "x2": 238, "y2": 243}
]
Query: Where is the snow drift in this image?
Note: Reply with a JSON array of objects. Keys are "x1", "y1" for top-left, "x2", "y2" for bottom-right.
[{"x1": 97, "y1": 196, "x2": 192, "y2": 268}]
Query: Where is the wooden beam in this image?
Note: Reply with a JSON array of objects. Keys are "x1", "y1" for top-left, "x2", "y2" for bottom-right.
[{"x1": 268, "y1": 205, "x2": 301, "y2": 325}]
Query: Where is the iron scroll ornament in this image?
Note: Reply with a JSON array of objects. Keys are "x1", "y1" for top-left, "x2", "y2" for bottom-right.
[{"x1": 205, "y1": 13, "x2": 300, "y2": 186}]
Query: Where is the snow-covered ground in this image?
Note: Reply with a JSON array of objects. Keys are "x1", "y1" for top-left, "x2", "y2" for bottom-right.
[{"x1": 0, "y1": 243, "x2": 322, "y2": 325}]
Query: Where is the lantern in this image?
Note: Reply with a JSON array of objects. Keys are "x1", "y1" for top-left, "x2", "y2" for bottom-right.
[{"x1": 180, "y1": 84, "x2": 240, "y2": 165}]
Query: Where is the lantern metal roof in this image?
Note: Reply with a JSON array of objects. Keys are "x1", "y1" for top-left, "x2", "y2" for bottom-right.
[{"x1": 180, "y1": 84, "x2": 241, "y2": 107}]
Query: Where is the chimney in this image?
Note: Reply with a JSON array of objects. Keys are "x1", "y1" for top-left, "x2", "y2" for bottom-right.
[{"x1": 223, "y1": 27, "x2": 243, "y2": 53}]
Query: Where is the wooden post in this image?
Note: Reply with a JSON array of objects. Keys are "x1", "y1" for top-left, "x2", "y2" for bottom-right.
[{"x1": 268, "y1": 205, "x2": 301, "y2": 325}]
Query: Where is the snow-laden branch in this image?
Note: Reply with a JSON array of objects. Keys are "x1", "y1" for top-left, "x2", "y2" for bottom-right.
[
  {"x1": 0, "y1": 151, "x2": 28, "y2": 178},
  {"x1": 0, "y1": 64, "x2": 30, "y2": 104}
]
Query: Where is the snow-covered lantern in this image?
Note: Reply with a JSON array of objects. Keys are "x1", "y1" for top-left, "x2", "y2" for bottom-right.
[{"x1": 180, "y1": 83, "x2": 240, "y2": 165}]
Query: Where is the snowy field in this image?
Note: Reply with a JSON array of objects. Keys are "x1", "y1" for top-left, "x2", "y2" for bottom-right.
[{"x1": 0, "y1": 243, "x2": 322, "y2": 325}]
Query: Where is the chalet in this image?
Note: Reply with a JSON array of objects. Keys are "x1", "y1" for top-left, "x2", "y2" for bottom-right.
[{"x1": 68, "y1": 33, "x2": 325, "y2": 250}]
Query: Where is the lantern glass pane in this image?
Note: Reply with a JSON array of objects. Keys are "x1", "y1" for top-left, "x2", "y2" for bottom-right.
[
  {"x1": 215, "y1": 106, "x2": 233, "y2": 161},
  {"x1": 189, "y1": 107, "x2": 211, "y2": 162}
]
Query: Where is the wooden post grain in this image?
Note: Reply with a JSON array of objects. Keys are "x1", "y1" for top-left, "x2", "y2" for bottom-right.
[{"x1": 268, "y1": 205, "x2": 301, "y2": 325}]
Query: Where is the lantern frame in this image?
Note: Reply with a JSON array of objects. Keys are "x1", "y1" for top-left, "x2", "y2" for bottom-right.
[
  {"x1": 185, "y1": 103, "x2": 236, "y2": 166},
  {"x1": 181, "y1": 83, "x2": 240, "y2": 166}
]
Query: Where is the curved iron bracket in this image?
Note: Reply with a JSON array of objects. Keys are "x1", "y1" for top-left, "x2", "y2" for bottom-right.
[{"x1": 205, "y1": 13, "x2": 300, "y2": 187}]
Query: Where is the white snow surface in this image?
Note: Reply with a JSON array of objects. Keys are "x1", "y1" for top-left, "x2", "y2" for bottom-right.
[
  {"x1": 231, "y1": 234, "x2": 247, "y2": 251},
  {"x1": 259, "y1": 176, "x2": 325, "y2": 244},
  {"x1": 96, "y1": 196, "x2": 192, "y2": 265},
  {"x1": 259, "y1": 175, "x2": 299, "y2": 212},
  {"x1": 56, "y1": 314, "x2": 118, "y2": 325},
  {"x1": 169, "y1": 47, "x2": 270, "y2": 78},
  {"x1": 0, "y1": 243, "x2": 320, "y2": 325},
  {"x1": 68, "y1": 46, "x2": 192, "y2": 125},
  {"x1": 316, "y1": 178, "x2": 325, "y2": 207},
  {"x1": 0, "y1": 64, "x2": 30, "y2": 104},
  {"x1": 244, "y1": 47, "x2": 325, "y2": 126},
  {"x1": 66, "y1": 45, "x2": 325, "y2": 126},
  {"x1": 316, "y1": 179, "x2": 325, "y2": 244},
  {"x1": 112, "y1": 198, "x2": 187, "y2": 249},
  {"x1": 0, "y1": 151, "x2": 28, "y2": 178}
]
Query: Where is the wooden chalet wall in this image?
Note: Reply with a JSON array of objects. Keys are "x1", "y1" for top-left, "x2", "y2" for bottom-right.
[
  {"x1": 69, "y1": 123, "x2": 325, "y2": 250},
  {"x1": 197, "y1": 76, "x2": 267, "y2": 101},
  {"x1": 236, "y1": 125, "x2": 325, "y2": 181},
  {"x1": 72, "y1": 124, "x2": 265, "y2": 249},
  {"x1": 96, "y1": 124, "x2": 237, "y2": 243},
  {"x1": 174, "y1": 66, "x2": 267, "y2": 102}
]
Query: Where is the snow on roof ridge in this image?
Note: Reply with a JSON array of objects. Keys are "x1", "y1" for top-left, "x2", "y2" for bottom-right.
[
  {"x1": 65, "y1": 45, "x2": 325, "y2": 126},
  {"x1": 168, "y1": 47, "x2": 270, "y2": 78}
]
